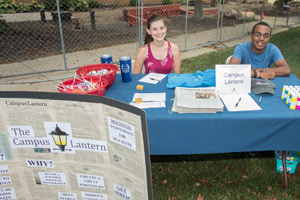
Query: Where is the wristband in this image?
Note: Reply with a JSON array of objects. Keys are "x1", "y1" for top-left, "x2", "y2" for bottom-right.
[
  {"x1": 256, "y1": 70, "x2": 260, "y2": 78},
  {"x1": 253, "y1": 70, "x2": 257, "y2": 78}
]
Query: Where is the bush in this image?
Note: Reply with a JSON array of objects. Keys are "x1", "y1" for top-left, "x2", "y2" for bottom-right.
[
  {"x1": 42, "y1": 0, "x2": 72, "y2": 11},
  {"x1": 88, "y1": 0, "x2": 101, "y2": 8},
  {"x1": 29, "y1": 0, "x2": 45, "y2": 12},
  {"x1": 42, "y1": 0, "x2": 88, "y2": 11},
  {"x1": 0, "y1": 0, "x2": 17, "y2": 14},
  {"x1": 130, "y1": 0, "x2": 137, "y2": 6},
  {"x1": 0, "y1": 0, "x2": 44, "y2": 13},
  {"x1": 70, "y1": 0, "x2": 88, "y2": 11},
  {"x1": 15, "y1": 3, "x2": 30, "y2": 13}
]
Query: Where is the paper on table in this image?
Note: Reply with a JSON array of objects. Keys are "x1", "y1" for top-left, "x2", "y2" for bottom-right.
[
  {"x1": 220, "y1": 93, "x2": 261, "y2": 112},
  {"x1": 130, "y1": 101, "x2": 166, "y2": 109},
  {"x1": 138, "y1": 73, "x2": 167, "y2": 84},
  {"x1": 132, "y1": 93, "x2": 166, "y2": 102}
]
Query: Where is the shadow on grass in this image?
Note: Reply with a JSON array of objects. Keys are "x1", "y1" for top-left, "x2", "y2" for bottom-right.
[{"x1": 151, "y1": 151, "x2": 275, "y2": 163}]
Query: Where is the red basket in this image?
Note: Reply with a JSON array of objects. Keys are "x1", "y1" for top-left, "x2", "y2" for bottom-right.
[
  {"x1": 58, "y1": 76, "x2": 108, "y2": 96},
  {"x1": 76, "y1": 64, "x2": 118, "y2": 89}
]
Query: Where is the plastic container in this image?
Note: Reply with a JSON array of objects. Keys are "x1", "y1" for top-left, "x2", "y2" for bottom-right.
[
  {"x1": 76, "y1": 64, "x2": 118, "y2": 89},
  {"x1": 58, "y1": 76, "x2": 108, "y2": 96},
  {"x1": 275, "y1": 151, "x2": 299, "y2": 174}
]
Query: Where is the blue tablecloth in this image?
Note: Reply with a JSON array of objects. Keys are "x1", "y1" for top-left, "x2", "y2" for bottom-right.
[{"x1": 105, "y1": 74, "x2": 300, "y2": 155}]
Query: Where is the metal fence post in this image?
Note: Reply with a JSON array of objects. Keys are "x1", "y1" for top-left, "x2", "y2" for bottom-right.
[
  {"x1": 184, "y1": 0, "x2": 189, "y2": 50},
  {"x1": 219, "y1": 0, "x2": 225, "y2": 42},
  {"x1": 274, "y1": 2, "x2": 279, "y2": 28},
  {"x1": 242, "y1": 0, "x2": 248, "y2": 35},
  {"x1": 286, "y1": 8, "x2": 290, "y2": 26},
  {"x1": 40, "y1": 9, "x2": 46, "y2": 23},
  {"x1": 90, "y1": 9, "x2": 95, "y2": 30},
  {"x1": 56, "y1": 0, "x2": 67, "y2": 70},
  {"x1": 260, "y1": 0, "x2": 265, "y2": 22}
]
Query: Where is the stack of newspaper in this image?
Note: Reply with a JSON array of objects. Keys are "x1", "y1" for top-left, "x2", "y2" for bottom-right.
[{"x1": 172, "y1": 87, "x2": 224, "y2": 113}]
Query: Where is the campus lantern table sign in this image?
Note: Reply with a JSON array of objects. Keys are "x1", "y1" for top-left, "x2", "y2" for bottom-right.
[
  {"x1": 216, "y1": 64, "x2": 261, "y2": 111},
  {"x1": 215, "y1": 64, "x2": 251, "y2": 94},
  {"x1": 49, "y1": 124, "x2": 69, "y2": 152}
]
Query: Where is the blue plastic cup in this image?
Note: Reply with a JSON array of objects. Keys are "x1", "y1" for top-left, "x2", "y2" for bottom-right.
[
  {"x1": 101, "y1": 54, "x2": 112, "y2": 64},
  {"x1": 119, "y1": 56, "x2": 132, "y2": 82}
]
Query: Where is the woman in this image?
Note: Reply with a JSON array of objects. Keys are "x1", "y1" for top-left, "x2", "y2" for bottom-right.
[{"x1": 133, "y1": 15, "x2": 181, "y2": 74}]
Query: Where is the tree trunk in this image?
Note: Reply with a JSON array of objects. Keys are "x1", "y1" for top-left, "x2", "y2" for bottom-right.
[{"x1": 194, "y1": 0, "x2": 204, "y2": 20}]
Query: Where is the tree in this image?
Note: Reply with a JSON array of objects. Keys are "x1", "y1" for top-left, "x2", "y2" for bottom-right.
[{"x1": 194, "y1": 0, "x2": 204, "y2": 20}]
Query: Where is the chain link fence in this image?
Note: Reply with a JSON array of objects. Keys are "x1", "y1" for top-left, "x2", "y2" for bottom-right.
[{"x1": 0, "y1": 0, "x2": 299, "y2": 78}]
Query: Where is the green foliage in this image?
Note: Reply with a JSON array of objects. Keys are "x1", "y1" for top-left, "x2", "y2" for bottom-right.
[
  {"x1": 29, "y1": 1, "x2": 45, "y2": 12},
  {"x1": 42, "y1": 0, "x2": 87, "y2": 11},
  {"x1": 70, "y1": 0, "x2": 88, "y2": 11},
  {"x1": 130, "y1": 0, "x2": 137, "y2": 6},
  {"x1": 15, "y1": 3, "x2": 30, "y2": 13},
  {"x1": 88, "y1": 0, "x2": 101, "y2": 8},
  {"x1": 42, "y1": 0, "x2": 72, "y2": 11},
  {"x1": 0, "y1": 0, "x2": 17, "y2": 14},
  {"x1": 0, "y1": 0, "x2": 44, "y2": 13},
  {"x1": 162, "y1": 0, "x2": 172, "y2": 5}
]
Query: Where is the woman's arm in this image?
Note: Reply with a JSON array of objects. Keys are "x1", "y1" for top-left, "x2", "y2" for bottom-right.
[
  {"x1": 171, "y1": 42, "x2": 181, "y2": 74},
  {"x1": 133, "y1": 46, "x2": 147, "y2": 74}
]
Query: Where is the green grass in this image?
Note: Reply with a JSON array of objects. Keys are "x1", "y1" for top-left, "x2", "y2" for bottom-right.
[{"x1": 151, "y1": 26, "x2": 300, "y2": 199}]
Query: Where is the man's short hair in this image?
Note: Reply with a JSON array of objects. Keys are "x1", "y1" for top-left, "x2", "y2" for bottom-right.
[{"x1": 252, "y1": 22, "x2": 272, "y2": 35}]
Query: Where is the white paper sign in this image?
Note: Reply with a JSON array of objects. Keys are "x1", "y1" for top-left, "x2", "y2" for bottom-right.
[
  {"x1": 9, "y1": 137, "x2": 51, "y2": 148},
  {"x1": 216, "y1": 64, "x2": 251, "y2": 94},
  {"x1": 0, "y1": 176, "x2": 12, "y2": 186},
  {"x1": 58, "y1": 192, "x2": 78, "y2": 200},
  {"x1": 108, "y1": 117, "x2": 136, "y2": 151},
  {"x1": 81, "y1": 192, "x2": 108, "y2": 200},
  {"x1": 38, "y1": 172, "x2": 67, "y2": 186},
  {"x1": 0, "y1": 187, "x2": 16, "y2": 199},
  {"x1": 26, "y1": 159, "x2": 54, "y2": 168},
  {"x1": 77, "y1": 174, "x2": 105, "y2": 190},
  {"x1": 70, "y1": 138, "x2": 107, "y2": 153},
  {"x1": 114, "y1": 183, "x2": 131, "y2": 200},
  {"x1": 7, "y1": 126, "x2": 34, "y2": 137},
  {"x1": 0, "y1": 166, "x2": 10, "y2": 174}
]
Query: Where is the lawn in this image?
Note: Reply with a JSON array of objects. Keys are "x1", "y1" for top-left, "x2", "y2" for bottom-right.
[{"x1": 151, "y1": 26, "x2": 300, "y2": 200}]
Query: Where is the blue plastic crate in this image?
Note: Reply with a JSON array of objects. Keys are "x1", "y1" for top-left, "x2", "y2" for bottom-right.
[{"x1": 275, "y1": 151, "x2": 299, "y2": 174}]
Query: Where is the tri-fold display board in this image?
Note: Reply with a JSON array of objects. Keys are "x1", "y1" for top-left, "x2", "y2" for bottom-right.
[{"x1": 0, "y1": 92, "x2": 152, "y2": 200}]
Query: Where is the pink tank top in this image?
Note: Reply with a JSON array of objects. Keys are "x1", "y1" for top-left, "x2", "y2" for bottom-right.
[{"x1": 144, "y1": 41, "x2": 174, "y2": 74}]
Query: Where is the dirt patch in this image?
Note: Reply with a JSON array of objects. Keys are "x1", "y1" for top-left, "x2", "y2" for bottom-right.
[{"x1": 0, "y1": 6, "x2": 246, "y2": 64}]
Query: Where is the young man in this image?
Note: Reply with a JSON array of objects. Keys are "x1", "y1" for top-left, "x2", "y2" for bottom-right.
[{"x1": 229, "y1": 22, "x2": 290, "y2": 79}]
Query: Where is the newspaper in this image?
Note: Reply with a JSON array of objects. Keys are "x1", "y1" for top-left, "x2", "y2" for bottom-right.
[
  {"x1": 0, "y1": 94, "x2": 151, "y2": 200},
  {"x1": 172, "y1": 87, "x2": 224, "y2": 113}
]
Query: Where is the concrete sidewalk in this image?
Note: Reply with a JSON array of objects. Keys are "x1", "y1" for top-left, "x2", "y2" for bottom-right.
[{"x1": 0, "y1": 20, "x2": 295, "y2": 93}]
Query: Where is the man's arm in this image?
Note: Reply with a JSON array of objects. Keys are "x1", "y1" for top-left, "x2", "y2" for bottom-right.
[
  {"x1": 230, "y1": 57, "x2": 276, "y2": 79},
  {"x1": 268, "y1": 58, "x2": 290, "y2": 77}
]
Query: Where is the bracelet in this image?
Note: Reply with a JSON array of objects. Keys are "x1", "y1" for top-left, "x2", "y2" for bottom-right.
[
  {"x1": 256, "y1": 70, "x2": 260, "y2": 78},
  {"x1": 253, "y1": 70, "x2": 257, "y2": 78}
]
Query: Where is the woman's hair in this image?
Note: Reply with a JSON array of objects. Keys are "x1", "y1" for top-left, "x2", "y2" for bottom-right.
[{"x1": 144, "y1": 15, "x2": 165, "y2": 45}]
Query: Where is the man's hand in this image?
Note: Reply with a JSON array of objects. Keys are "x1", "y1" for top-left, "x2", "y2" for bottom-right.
[{"x1": 260, "y1": 70, "x2": 276, "y2": 79}]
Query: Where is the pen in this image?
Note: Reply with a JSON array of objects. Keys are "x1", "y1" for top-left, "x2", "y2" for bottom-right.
[
  {"x1": 235, "y1": 97, "x2": 241, "y2": 108},
  {"x1": 150, "y1": 78, "x2": 161, "y2": 82},
  {"x1": 258, "y1": 96, "x2": 262, "y2": 106}
]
